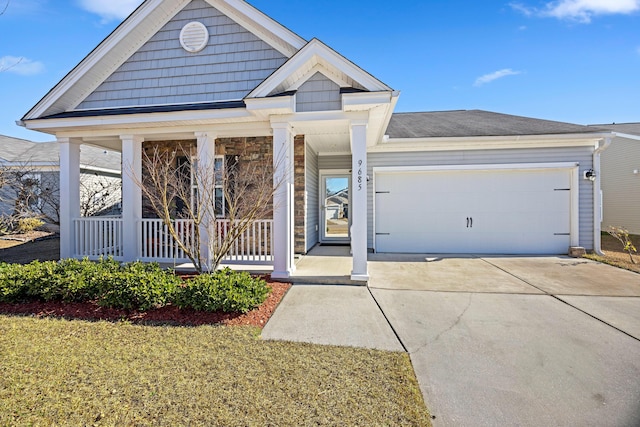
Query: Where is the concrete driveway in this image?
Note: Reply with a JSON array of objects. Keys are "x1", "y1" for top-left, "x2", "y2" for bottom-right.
[{"x1": 369, "y1": 255, "x2": 640, "y2": 426}]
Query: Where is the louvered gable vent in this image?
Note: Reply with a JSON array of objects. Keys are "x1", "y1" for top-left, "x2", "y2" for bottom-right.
[{"x1": 179, "y1": 22, "x2": 209, "y2": 53}]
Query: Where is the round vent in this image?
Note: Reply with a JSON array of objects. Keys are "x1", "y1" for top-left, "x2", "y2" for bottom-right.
[{"x1": 179, "y1": 22, "x2": 209, "y2": 53}]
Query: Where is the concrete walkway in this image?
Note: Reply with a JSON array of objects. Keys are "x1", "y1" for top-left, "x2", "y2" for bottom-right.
[{"x1": 261, "y1": 284, "x2": 402, "y2": 351}]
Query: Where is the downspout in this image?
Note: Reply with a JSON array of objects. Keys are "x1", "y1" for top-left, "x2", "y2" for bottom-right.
[{"x1": 593, "y1": 136, "x2": 612, "y2": 255}]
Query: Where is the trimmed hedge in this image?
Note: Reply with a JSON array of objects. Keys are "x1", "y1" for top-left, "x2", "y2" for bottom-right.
[
  {"x1": 0, "y1": 259, "x2": 270, "y2": 313},
  {"x1": 174, "y1": 268, "x2": 271, "y2": 314}
]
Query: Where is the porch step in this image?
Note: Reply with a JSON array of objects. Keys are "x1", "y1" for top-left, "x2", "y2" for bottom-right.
[{"x1": 278, "y1": 275, "x2": 367, "y2": 286}]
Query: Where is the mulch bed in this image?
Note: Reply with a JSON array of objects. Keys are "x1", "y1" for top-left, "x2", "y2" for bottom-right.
[{"x1": 0, "y1": 279, "x2": 290, "y2": 328}]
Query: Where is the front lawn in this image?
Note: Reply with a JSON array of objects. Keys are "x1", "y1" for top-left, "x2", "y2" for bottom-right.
[{"x1": 0, "y1": 316, "x2": 432, "y2": 426}]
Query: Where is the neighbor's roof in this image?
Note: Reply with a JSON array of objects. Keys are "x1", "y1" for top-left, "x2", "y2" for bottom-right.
[
  {"x1": 386, "y1": 110, "x2": 605, "y2": 139},
  {"x1": 589, "y1": 122, "x2": 640, "y2": 136},
  {"x1": 0, "y1": 135, "x2": 121, "y2": 172}
]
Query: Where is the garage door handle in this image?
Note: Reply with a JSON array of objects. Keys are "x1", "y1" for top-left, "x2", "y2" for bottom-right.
[{"x1": 466, "y1": 217, "x2": 473, "y2": 228}]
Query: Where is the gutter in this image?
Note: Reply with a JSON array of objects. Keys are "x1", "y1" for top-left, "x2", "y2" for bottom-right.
[{"x1": 593, "y1": 136, "x2": 613, "y2": 256}]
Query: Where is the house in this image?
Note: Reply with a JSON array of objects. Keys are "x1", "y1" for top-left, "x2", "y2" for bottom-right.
[
  {"x1": 19, "y1": 0, "x2": 616, "y2": 281},
  {"x1": 0, "y1": 134, "x2": 121, "y2": 223},
  {"x1": 588, "y1": 123, "x2": 640, "y2": 235}
]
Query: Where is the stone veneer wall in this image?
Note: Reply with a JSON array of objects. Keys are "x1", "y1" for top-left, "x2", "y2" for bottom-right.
[{"x1": 143, "y1": 136, "x2": 307, "y2": 254}]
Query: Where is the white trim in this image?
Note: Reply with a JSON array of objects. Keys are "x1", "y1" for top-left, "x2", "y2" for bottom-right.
[
  {"x1": 287, "y1": 64, "x2": 351, "y2": 91},
  {"x1": 372, "y1": 134, "x2": 612, "y2": 153},
  {"x1": 373, "y1": 162, "x2": 579, "y2": 174},
  {"x1": 613, "y1": 132, "x2": 640, "y2": 141},
  {"x1": 372, "y1": 162, "x2": 581, "y2": 253}
]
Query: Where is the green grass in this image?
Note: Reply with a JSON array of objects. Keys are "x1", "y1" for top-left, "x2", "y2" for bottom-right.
[{"x1": 0, "y1": 316, "x2": 431, "y2": 426}]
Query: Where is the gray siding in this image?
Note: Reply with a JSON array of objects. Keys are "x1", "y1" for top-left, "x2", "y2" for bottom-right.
[
  {"x1": 367, "y1": 146, "x2": 595, "y2": 251},
  {"x1": 601, "y1": 137, "x2": 640, "y2": 234},
  {"x1": 77, "y1": 0, "x2": 287, "y2": 110},
  {"x1": 318, "y1": 154, "x2": 352, "y2": 170},
  {"x1": 305, "y1": 145, "x2": 319, "y2": 251},
  {"x1": 296, "y1": 72, "x2": 341, "y2": 112}
]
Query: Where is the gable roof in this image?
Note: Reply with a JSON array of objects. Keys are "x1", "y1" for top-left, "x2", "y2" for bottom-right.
[
  {"x1": 0, "y1": 135, "x2": 121, "y2": 172},
  {"x1": 23, "y1": 0, "x2": 306, "y2": 121},
  {"x1": 386, "y1": 110, "x2": 604, "y2": 139},
  {"x1": 247, "y1": 38, "x2": 393, "y2": 99}
]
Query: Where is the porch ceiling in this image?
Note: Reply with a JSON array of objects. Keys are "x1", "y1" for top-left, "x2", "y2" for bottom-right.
[{"x1": 292, "y1": 119, "x2": 351, "y2": 154}]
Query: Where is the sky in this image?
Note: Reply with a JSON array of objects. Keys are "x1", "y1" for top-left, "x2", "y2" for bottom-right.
[{"x1": 0, "y1": 0, "x2": 639, "y2": 142}]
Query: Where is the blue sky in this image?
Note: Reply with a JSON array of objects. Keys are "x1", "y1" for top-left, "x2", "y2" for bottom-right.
[{"x1": 0, "y1": 0, "x2": 639, "y2": 142}]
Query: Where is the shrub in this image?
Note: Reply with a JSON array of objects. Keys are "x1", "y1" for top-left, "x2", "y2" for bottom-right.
[
  {"x1": 17, "y1": 217, "x2": 44, "y2": 233},
  {"x1": 97, "y1": 262, "x2": 180, "y2": 311},
  {"x1": 173, "y1": 268, "x2": 270, "y2": 313},
  {"x1": 0, "y1": 262, "x2": 35, "y2": 303}
]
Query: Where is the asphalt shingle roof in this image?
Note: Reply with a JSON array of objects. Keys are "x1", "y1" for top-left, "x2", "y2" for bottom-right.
[
  {"x1": 0, "y1": 135, "x2": 120, "y2": 171},
  {"x1": 589, "y1": 123, "x2": 640, "y2": 136},
  {"x1": 386, "y1": 110, "x2": 604, "y2": 139}
]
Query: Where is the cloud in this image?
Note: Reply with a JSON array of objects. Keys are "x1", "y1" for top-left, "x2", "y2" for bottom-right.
[
  {"x1": 77, "y1": 0, "x2": 143, "y2": 23},
  {"x1": 474, "y1": 69, "x2": 521, "y2": 87},
  {"x1": 511, "y1": 0, "x2": 640, "y2": 23},
  {"x1": 0, "y1": 56, "x2": 44, "y2": 75}
]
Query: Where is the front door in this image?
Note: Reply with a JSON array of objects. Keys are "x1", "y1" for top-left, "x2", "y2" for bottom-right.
[{"x1": 320, "y1": 174, "x2": 351, "y2": 243}]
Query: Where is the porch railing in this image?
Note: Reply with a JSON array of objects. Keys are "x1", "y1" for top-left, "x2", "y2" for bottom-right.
[
  {"x1": 73, "y1": 217, "x2": 124, "y2": 260},
  {"x1": 73, "y1": 217, "x2": 274, "y2": 264}
]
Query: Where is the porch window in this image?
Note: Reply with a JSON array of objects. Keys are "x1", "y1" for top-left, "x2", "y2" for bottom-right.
[{"x1": 187, "y1": 155, "x2": 225, "y2": 217}]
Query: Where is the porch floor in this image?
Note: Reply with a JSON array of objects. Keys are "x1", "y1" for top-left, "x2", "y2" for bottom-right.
[{"x1": 290, "y1": 245, "x2": 361, "y2": 285}]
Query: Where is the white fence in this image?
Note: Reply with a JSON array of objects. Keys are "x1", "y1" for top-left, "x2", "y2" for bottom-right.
[
  {"x1": 73, "y1": 217, "x2": 274, "y2": 264},
  {"x1": 73, "y1": 217, "x2": 123, "y2": 260}
]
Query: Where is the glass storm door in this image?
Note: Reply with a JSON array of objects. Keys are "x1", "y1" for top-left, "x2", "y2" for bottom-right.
[{"x1": 321, "y1": 175, "x2": 350, "y2": 243}]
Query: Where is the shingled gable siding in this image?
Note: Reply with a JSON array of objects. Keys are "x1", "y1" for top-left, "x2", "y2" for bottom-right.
[
  {"x1": 77, "y1": 0, "x2": 287, "y2": 110},
  {"x1": 367, "y1": 146, "x2": 596, "y2": 251},
  {"x1": 141, "y1": 137, "x2": 307, "y2": 253},
  {"x1": 296, "y1": 72, "x2": 342, "y2": 113}
]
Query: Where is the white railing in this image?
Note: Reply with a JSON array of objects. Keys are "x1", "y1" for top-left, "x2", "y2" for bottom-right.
[
  {"x1": 140, "y1": 219, "x2": 195, "y2": 262},
  {"x1": 74, "y1": 217, "x2": 123, "y2": 260},
  {"x1": 139, "y1": 218, "x2": 273, "y2": 264},
  {"x1": 215, "y1": 219, "x2": 273, "y2": 263}
]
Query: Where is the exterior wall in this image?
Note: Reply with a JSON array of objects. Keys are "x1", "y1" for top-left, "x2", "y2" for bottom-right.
[
  {"x1": 296, "y1": 72, "x2": 341, "y2": 113},
  {"x1": 141, "y1": 136, "x2": 307, "y2": 252},
  {"x1": 77, "y1": 0, "x2": 287, "y2": 110},
  {"x1": 293, "y1": 136, "x2": 306, "y2": 253},
  {"x1": 601, "y1": 138, "x2": 640, "y2": 234},
  {"x1": 367, "y1": 146, "x2": 596, "y2": 250},
  {"x1": 305, "y1": 144, "x2": 319, "y2": 251},
  {"x1": 318, "y1": 154, "x2": 352, "y2": 170}
]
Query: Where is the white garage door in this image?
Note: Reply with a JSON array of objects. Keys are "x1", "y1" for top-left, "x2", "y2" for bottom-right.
[{"x1": 375, "y1": 168, "x2": 573, "y2": 254}]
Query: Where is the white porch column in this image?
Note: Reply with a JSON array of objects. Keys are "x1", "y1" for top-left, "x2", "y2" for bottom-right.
[
  {"x1": 121, "y1": 135, "x2": 144, "y2": 262},
  {"x1": 195, "y1": 131, "x2": 217, "y2": 271},
  {"x1": 58, "y1": 137, "x2": 81, "y2": 259},
  {"x1": 271, "y1": 122, "x2": 295, "y2": 279},
  {"x1": 350, "y1": 120, "x2": 369, "y2": 281}
]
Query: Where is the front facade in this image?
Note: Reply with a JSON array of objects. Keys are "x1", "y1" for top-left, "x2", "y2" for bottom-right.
[{"x1": 21, "y1": 0, "x2": 614, "y2": 281}]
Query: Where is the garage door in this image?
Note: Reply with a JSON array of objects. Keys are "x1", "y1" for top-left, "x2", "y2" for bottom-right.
[{"x1": 375, "y1": 168, "x2": 572, "y2": 254}]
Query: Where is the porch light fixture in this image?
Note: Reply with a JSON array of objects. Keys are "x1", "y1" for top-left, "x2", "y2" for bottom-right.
[{"x1": 584, "y1": 169, "x2": 596, "y2": 181}]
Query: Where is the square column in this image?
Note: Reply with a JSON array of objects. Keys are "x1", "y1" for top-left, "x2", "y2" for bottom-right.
[
  {"x1": 195, "y1": 131, "x2": 217, "y2": 271},
  {"x1": 350, "y1": 120, "x2": 369, "y2": 281},
  {"x1": 58, "y1": 137, "x2": 81, "y2": 259},
  {"x1": 271, "y1": 122, "x2": 296, "y2": 279},
  {"x1": 121, "y1": 135, "x2": 144, "y2": 262}
]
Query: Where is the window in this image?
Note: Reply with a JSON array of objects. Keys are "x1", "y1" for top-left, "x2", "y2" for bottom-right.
[{"x1": 186, "y1": 155, "x2": 225, "y2": 218}]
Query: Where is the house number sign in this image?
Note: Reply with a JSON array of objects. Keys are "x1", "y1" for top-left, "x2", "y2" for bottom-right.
[{"x1": 357, "y1": 159, "x2": 364, "y2": 191}]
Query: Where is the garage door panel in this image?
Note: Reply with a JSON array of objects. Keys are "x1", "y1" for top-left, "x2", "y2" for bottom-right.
[{"x1": 375, "y1": 168, "x2": 572, "y2": 254}]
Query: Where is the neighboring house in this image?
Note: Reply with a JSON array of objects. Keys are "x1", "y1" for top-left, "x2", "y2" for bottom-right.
[
  {"x1": 19, "y1": 0, "x2": 617, "y2": 281},
  {"x1": 588, "y1": 123, "x2": 640, "y2": 235},
  {"x1": 0, "y1": 134, "x2": 121, "y2": 223}
]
